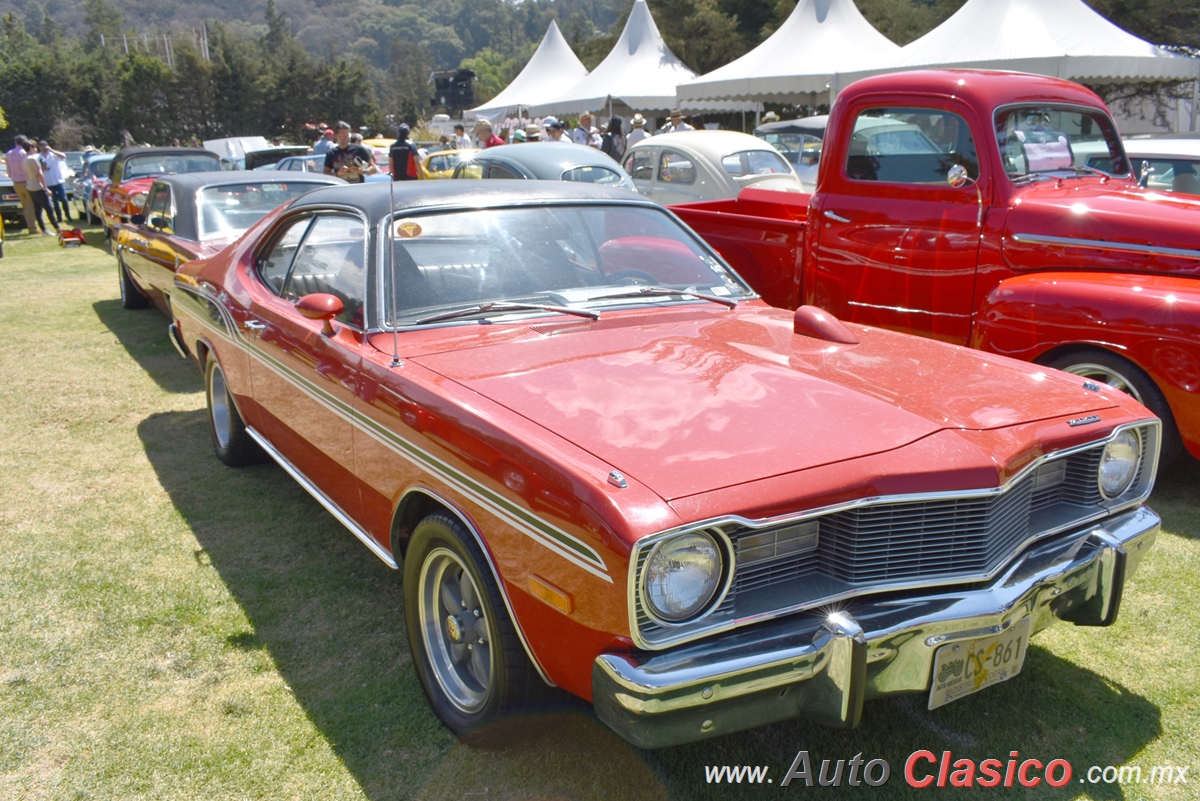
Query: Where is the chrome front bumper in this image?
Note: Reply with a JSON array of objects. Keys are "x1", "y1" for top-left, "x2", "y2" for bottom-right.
[{"x1": 593, "y1": 506, "x2": 1158, "y2": 749}]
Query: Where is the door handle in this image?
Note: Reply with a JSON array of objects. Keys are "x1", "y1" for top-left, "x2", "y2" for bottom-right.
[
  {"x1": 243, "y1": 320, "x2": 266, "y2": 332},
  {"x1": 823, "y1": 210, "x2": 851, "y2": 224}
]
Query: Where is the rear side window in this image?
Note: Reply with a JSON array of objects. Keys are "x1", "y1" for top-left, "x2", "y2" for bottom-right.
[
  {"x1": 659, "y1": 151, "x2": 696, "y2": 184},
  {"x1": 845, "y1": 108, "x2": 978, "y2": 183}
]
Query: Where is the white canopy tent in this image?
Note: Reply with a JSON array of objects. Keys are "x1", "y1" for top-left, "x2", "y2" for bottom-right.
[
  {"x1": 676, "y1": 0, "x2": 901, "y2": 106},
  {"x1": 837, "y1": 0, "x2": 1200, "y2": 93},
  {"x1": 531, "y1": 0, "x2": 751, "y2": 119},
  {"x1": 466, "y1": 21, "x2": 589, "y2": 122}
]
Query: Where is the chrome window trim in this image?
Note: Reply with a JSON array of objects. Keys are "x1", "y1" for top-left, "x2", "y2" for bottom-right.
[
  {"x1": 627, "y1": 419, "x2": 1159, "y2": 651},
  {"x1": 1010, "y1": 232, "x2": 1200, "y2": 262}
]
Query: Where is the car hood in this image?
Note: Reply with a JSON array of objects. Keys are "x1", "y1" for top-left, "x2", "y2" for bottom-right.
[
  {"x1": 1003, "y1": 179, "x2": 1200, "y2": 278},
  {"x1": 408, "y1": 308, "x2": 1115, "y2": 500}
]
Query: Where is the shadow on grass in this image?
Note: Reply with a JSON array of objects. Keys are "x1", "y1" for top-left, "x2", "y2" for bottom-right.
[
  {"x1": 137, "y1": 405, "x2": 1163, "y2": 801},
  {"x1": 1150, "y1": 454, "x2": 1200, "y2": 541},
  {"x1": 92, "y1": 298, "x2": 199, "y2": 394}
]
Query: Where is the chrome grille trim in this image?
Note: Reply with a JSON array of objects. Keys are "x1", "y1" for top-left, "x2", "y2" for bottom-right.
[{"x1": 628, "y1": 420, "x2": 1160, "y2": 650}]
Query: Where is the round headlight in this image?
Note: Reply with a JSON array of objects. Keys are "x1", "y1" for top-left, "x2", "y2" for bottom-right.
[
  {"x1": 1099, "y1": 429, "x2": 1141, "y2": 498},
  {"x1": 643, "y1": 531, "x2": 724, "y2": 623},
  {"x1": 130, "y1": 192, "x2": 148, "y2": 210}
]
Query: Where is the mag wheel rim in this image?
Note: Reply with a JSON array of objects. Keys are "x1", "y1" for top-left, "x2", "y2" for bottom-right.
[
  {"x1": 1059, "y1": 362, "x2": 1144, "y2": 405},
  {"x1": 418, "y1": 547, "x2": 492, "y2": 713},
  {"x1": 209, "y1": 366, "x2": 232, "y2": 450}
]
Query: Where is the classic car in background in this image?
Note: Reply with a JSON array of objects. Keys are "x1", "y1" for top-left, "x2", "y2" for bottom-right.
[
  {"x1": 1083, "y1": 133, "x2": 1200, "y2": 196},
  {"x1": 451, "y1": 141, "x2": 635, "y2": 190},
  {"x1": 623, "y1": 130, "x2": 805, "y2": 202},
  {"x1": 74, "y1": 153, "x2": 115, "y2": 224},
  {"x1": 0, "y1": 162, "x2": 19, "y2": 223},
  {"x1": 272, "y1": 153, "x2": 390, "y2": 183},
  {"x1": 100, "y1": 147, "x2": 223, "y2": 237},
  {"x1": 116, "y1": 170, "x2": 343, "y2": 314},
  {"x1": 753, "y1": 114, "x2": 827, "y2": 187},
  {"x1": 168, "y1": 180, "x2": 1160, "y2": 748},
  {"x1": 421, "y1": 148, "x2": 478, "y2": 180}
]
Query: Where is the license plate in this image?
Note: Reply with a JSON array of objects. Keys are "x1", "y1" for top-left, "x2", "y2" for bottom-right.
[{"x1": 928, "y1": 618, "x2": 1030, "y2": 710}]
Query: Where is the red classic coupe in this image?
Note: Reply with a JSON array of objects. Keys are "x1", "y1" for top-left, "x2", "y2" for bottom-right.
[
  {"x1": 169, "y1": 181, "x2": 1160, "y2": 748},
  {"x1": 100, "y1": 146, "x2": 223, "y2": 238}
]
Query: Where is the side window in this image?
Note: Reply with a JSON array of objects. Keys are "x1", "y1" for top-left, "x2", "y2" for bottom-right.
[
  {"x1": 625, "y1": 150, "x2": 654, "y2": 180},
  {"x1": 109, "y1": 160, "x2": 123, "y2": 183},
  {"x1": 846, "y1": 107, "x2": 978, "y2": 184},
  {"x1": 484, "y1": 164, "x2": 521, "y2": 179},
  {"x1": 283, "y1": 215, "x2": 367, "y2": 327},
  {"x1": 659, "y1": 151, "x2": 696, "y2": 184},
  {"x1": 454, "y1": 163, "x2": 483, "y2": 180},
  {"x1": 144, "y1": 185, "x2": 172, "y2": 231},
  {"x1": 258, "y1": 218, "x2": 311, "y2": 294}
]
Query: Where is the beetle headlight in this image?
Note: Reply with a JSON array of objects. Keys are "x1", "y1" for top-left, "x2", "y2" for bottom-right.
[
  {"x1": 130, "y1": 192, "x2": 148, "y2": 210},
  {"x1": 642, "y1": 531, "x2": 724, "y2": 623},
  {"x1": 1099, "y1": 429, "x2": 1141, "y2": 498}
]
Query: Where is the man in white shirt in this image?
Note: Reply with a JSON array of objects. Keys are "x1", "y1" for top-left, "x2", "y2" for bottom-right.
[
  {"x1": 571, "y1": 112, "x2": 594, "y2": 146},
  {"x1": 666, "y1": 110, "x2": 694, "y2": 133},
  {"x1": 38, "y1": 140, "x2": 72, "y2": 224},
  {"x1": 454, "y1": 124, "x2": 472, "y2": 150},
  {"x1": 626, "y1": 114, "x2": 649, "y2": 148}
]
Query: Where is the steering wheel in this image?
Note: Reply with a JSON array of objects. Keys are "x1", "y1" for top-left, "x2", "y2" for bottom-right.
[{"x1": 607, "y1": 269, "x2": 657, "y2": 285}]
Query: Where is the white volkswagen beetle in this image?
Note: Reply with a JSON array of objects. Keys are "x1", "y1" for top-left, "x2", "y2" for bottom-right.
[{"x1": 622, "y1": 130, "x2": 805, "y2": 204}]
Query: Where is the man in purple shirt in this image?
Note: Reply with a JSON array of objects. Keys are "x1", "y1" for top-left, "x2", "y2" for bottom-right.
[{"x1": 5, "y1": 135, "x2": 39, "y2": 232}]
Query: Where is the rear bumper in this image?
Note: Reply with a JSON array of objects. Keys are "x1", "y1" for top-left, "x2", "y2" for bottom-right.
[{"x1": 593, "y1": 506, "x2": 1158, "y2": 749}]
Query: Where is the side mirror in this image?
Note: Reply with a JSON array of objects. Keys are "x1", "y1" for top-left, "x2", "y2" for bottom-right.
[
  {"x1": 130, "y1": 213, "x2": 146, "y2": 225},
  {"x1": 296, "y1": 293, "x2": 344, "y2": 336},
  {"x1": 150, "y1": 215, "x2": 171, "y2": 230},
  {"x1": 947, "y1": 164, "x2": 976, "y2": 188}
]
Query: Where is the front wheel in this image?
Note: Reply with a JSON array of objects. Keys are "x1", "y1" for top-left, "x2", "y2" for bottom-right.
[
  {"x1": 204, "y1": 357, "x2": 260, "y2": 466},
  {"x1": 404, "y1": 514, "x2": 544, "y2": 738},
  {"x1": 1045, "y1": 348, "x2": 1183, "y2": 466}
]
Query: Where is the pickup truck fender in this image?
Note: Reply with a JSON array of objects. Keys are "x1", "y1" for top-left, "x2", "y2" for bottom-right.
[{"x1": 973, "y1": 271, "x2": 1200, "y2": 459}]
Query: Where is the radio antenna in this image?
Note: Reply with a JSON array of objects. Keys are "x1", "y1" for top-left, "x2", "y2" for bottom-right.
[{"x1": 387, "y1": 164, "x2": 401, "y2": 368}]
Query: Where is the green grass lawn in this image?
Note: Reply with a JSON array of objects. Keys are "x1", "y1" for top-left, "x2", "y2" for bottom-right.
[{"x1": 0, "y1": 227, "x2": 1196, "y2": 800}]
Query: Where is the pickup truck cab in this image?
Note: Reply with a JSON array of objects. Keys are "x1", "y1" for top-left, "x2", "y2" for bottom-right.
[{"x1": 674, "y1": 69, "x2": 1199, "y2": 464}]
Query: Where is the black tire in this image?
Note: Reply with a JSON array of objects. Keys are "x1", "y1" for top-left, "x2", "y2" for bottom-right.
[
  {"x1": 404, "y1": 513, "x2": 545, "y2": 739},
  {"x1": 1045, "y1": 348, "x2": 1183, "y2": 467},
  {"x1": 204, "y1": 356, "x2": 260, "y2": 467},
  {"x1": 117, "y1": 253, "x2": 149, "y2": 310}
]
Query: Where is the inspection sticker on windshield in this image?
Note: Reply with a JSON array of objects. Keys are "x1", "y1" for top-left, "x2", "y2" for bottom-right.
[
  {"x1": 394, "y1": 220, "x2": 422, "y2": 239},
  {"x1": 929, "y1": 618, "x2": 1030, "y2": 710}
]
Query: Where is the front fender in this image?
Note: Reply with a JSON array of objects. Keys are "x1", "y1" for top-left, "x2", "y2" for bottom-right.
[{"x1": 973, "y1": 271, "x2": 1200, "y2": 457}]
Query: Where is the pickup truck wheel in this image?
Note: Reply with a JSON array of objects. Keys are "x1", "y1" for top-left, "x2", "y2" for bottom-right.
[
  {"x1": 118, "y1": 253, "x2": 149, "y2": 310},
  {"x1": 204, "y1": 357, "x2": 260, "y2": 466},
  {"x1": 405, "y1": 513, "x2": 542, "y2": 739},
  {"x1": 1046, "y1": 349, "x2": 1183, "y2": 466}
]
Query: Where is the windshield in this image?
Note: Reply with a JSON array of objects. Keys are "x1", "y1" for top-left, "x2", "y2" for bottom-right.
[
  {"x1": 994, "y1": 104, "x2": 1128, "y2": 180},
  {"x1": 721, "y1": 149, "x2": 792, "y2": 179},
  {"x1": 125, "y1": 153, "x2": 222, "y2": 179},
  {"x1": 197, "y1": 182, "x2": 326, "y2": 239},
  {"x1": 383, "y1": 204, "x2": 754, "y2": 327},
  {"x1": 87, "y1": 159, "x2": 113, "y2": 178}
]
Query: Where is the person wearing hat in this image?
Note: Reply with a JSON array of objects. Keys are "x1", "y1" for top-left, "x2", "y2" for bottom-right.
[
  {"x1": 513, "y1": 128, "x2": 527, "y2": 143},
  {"x1": 312, "y1": 127, "x2": 336, "y2": 156},
  {"x1": 762, "y1": 111, "x2": 781, "y2": 123},
  {"x1": 543, "y1": 117, "x2": 567, "y2": 142},
  {"x1": 454, "y1": 123, "x2": 471, "y2": 150},
  {"x1": 524, "y1": 124, "x2": 542, "y2": 142},
  {"x1": 390, "y1": 123, "x2": 420, "y2": 181},
  {"x1": 626, "y1": 113, "x2": 648, "y2": 148},
  {"x1": 666, "y1": 109, "x2": 694, "y2": 134},
  {"x1": 571, "y1": 112, "x2": 594, "y2": 146}
]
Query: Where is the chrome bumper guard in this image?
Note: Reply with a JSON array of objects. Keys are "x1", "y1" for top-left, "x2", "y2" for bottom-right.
[{"x1": 593, "y1": 507, "x2": 1158, "y2": 749}]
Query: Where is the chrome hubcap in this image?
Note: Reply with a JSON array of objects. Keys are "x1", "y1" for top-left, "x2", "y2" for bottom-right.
[
  {"x1": 419, "y1": 548, "x2": 492, "y2": 713},
  {"x1": 1060, "y1": 362, "x2": 1144, "y2": 405},
  {"x1": 210, "y1": 366, "x2": 232, "y2": 450}
]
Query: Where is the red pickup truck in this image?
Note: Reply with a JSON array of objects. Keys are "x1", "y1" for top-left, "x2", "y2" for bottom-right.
[{"x1": 674, "y1": 69, "x2": 1200, "y2": 464}]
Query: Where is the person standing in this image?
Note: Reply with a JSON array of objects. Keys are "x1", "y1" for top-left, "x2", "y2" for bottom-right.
[
  {"x1": 665, "y1": 110, "x2": 694, "y2": 133},
  {"x1": 5, "y1": 135, "x2": 39, "y2": 232},
  {"x1": 312, "y1": 128, "x2": 336, "y2": 156},
  {"x1": 571, "y1": 112, "x2": 594, "y2": 146},
  {"x1": 473, "y1": 120, "x2": 505, "y2": 149},
  {"x1": 389, "y1": 123, "x2": 420, "y2": 181},
  {"x1": 543, "y1": 118, "x2": 567, "y2": 142},
  {"x1": 600, "y1": 116, "x2": 626, "y2": 162},
  {"x1": 22, "y1": 141, "x2": 60, "y2": 235},
  {"x1": 322, "y1": 121, "x2": 377, "y2": 183},
  {"x1": 454, "y1": 124, "x2": 471, "y2": 150},
  {"x1": 626, "y1": 114, "x2": 649, "y2": 148},
  {"x1": 38, "y1": 140, "x2": 72, "y2": 224}
]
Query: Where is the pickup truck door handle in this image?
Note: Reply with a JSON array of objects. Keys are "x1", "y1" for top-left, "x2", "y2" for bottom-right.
[{"x1": 823, "y1": 210, "x2": 851, "y2": 224}]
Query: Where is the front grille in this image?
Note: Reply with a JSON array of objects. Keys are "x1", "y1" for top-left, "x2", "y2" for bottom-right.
[{"x1": 637, "y1": 433, "x2": 1148, "y2": 647}]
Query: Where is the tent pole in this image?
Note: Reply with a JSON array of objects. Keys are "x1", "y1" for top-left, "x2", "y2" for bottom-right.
[{"x1": 1191, "y1": 77, "x2": 1198, "y2": 132}]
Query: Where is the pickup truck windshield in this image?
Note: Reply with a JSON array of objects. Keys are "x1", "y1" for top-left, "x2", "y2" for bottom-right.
[{"x1": 995, "y1": 105, "x2": 1128, "y2": 180}]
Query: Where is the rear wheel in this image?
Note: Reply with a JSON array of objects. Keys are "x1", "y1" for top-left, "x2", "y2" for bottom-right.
[
  {"x1": 117, "y1": 253, "x2": 149, "y2": 310},
  {"x1": 405, "y1": 513, "x2": 544, "y2": 738},
  {"x1": 1045, "y1": 348, "x2": 1183, "y2": 466},
  {"x1": 204, "y1": 357, "x2": 260, "y2": 466}
]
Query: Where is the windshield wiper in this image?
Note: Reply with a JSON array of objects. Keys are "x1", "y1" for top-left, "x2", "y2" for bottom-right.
[
  {"x1": 410, "y1": 301, "x2": 600, "y2": 326},
  {"x1": 590, "y1": 286, "x2": 739, "y2": 308}
]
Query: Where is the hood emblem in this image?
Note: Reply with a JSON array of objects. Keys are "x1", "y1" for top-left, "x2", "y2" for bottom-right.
[
  {"x1": 1082, "y1": 381, "x2": 1101, "y2": 392},
  {"x1": 608, "y1": 471, "x2": 628, "y2": 489},
  {"x1": 1068, "y1": 414, "x2": 1102, "y2": 427}
]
